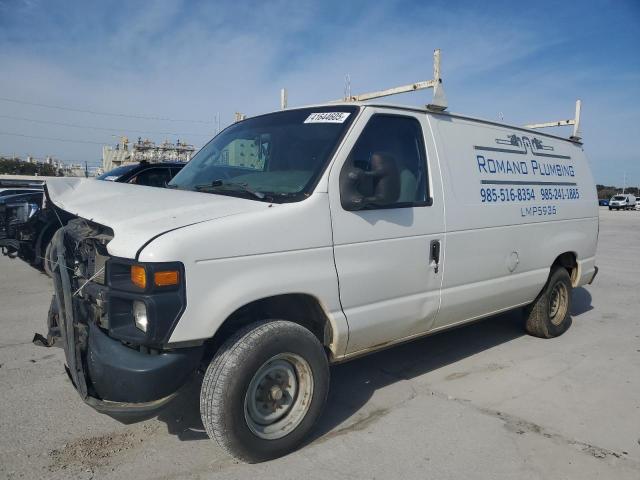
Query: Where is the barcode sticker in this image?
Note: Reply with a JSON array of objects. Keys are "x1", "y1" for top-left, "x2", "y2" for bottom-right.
[{"x1": 304, "y1": 112, "x2": 351, "y2": 124}]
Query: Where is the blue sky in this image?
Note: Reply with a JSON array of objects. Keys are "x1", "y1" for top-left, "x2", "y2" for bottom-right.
[{"x1": 0, "y1": 0, "x2": 638, "y2": 185}]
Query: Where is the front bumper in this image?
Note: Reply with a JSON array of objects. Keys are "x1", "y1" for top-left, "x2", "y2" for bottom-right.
[
  {"x1": 86, "y1": 322, "x2": 202, "y2": 403},
  {"x1": 62, "y1": 323, "x2": 203, "y2": 422},
  {"x1": 49, "y1": 225, "x2": 203, "y2": 420}
]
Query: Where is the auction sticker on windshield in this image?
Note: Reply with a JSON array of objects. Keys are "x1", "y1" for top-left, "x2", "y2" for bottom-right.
[{"x1": 304, "y1": 112, "x2": 351, "y2": 123}]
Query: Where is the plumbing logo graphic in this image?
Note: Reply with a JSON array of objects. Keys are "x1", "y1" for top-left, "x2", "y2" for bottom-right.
[{"x1": 475, "y1": 134, "x2": 571, "y2": 160}]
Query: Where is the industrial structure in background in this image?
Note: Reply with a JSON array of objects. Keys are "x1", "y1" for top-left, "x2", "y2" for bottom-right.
[{"x1": 101, "y1": 136, "x2": 195, "y2": 173}]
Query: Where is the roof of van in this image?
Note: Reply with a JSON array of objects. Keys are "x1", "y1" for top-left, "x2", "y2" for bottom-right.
[
  {"x1": 274, "y1": 102, "x2": 582, "y2": 146},
  {"x1": 363, "y1": 102, "x2": 583, "y2": 145}
]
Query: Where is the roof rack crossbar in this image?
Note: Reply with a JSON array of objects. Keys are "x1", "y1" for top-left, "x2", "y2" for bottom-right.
[
  {"x1": 333, "y1": 49, "x2": 447, "y2": 111},
  {"x1": 524, "y1": 99, "x2": 582, "y2": 141}
]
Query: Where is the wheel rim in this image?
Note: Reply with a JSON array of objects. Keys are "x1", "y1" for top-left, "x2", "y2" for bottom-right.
[
  {"x1": 549, "y1": 281, "x2": 569, "y2": 326},
  {"x1": 244, "y1": 353, "x2": 314, "y2": 440}
]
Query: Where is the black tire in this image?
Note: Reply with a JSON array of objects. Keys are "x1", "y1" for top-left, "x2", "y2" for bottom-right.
[
  {"x1": 200, "y1": 320, "x2": 329, "y2": 462},
  {"x1": 525, "y1": 267, "x2": 573, "y2": 338},
  {"x1": 608, "y1": 207, "x2": 612, "y2": 210}
]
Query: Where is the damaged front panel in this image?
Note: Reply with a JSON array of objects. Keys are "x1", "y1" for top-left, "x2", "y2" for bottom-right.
[
  {"x1": 46, "y1": 217, "x2": 203, "y2": 418},
  {"x1": 48, "y1": 219, "x2": 113, "y2": 400}
]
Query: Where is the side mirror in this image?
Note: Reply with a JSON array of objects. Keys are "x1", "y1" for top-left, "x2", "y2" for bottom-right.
[
  {"x1": 339, "y1": 166, "x2": 367, "y2": 211},
  {"x1": 339, "y1": 156, "x2": 401, "y2": 210}
]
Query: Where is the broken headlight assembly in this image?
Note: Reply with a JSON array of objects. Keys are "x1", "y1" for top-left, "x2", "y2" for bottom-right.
[
  {"x1": 106, "y1": 259, "x2": 186, "y2": 346},
  {"x1": 107, "y1": 260, "x2": 183, "y2": 293}
]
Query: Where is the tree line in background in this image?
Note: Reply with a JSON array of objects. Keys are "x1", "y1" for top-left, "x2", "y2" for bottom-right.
[
  {"x1": 0, "y1": 157, "x2": 62, "y2": 176},
  {"x1": 597, "y1": 184, "x2": 639, "y2": 199}
]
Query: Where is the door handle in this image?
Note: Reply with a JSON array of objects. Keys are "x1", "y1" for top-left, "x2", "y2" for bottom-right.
[{"x1": 430, "y1": 240, "x2": 441, "y2": 273}]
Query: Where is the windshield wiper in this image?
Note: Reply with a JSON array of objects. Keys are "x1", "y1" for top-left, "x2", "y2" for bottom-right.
[{"x1": 194, "y1": 180, "x2": 266, "y2": 200}]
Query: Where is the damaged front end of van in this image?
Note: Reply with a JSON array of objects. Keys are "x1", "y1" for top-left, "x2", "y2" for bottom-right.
[{"x1": 44, "y1": 182, "x2": 205, "y2": 421}]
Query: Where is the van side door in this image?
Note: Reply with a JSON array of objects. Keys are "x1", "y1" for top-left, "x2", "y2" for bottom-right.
[{"x1": 328, "y1": 108, "x2": 445, "y2": 355}]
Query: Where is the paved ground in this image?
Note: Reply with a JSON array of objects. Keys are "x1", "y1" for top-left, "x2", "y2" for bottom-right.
[{"x1": 1, "y1": 207, "x2": 639, "y2": 480}]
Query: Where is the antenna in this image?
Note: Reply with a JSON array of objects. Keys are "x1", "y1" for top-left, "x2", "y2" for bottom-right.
[
  {"x1": 280, "y1": 88, "x2": 288, "y2": 110},
  {"x1": 524, "y1": 99, "x2": 582, "y2": 142},
  {"x1": 333, "y1": 49, "x2": 447, "y2": 111}
]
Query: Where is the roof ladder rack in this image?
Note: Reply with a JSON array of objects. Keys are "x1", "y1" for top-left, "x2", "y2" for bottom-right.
[
  {"x1": 335, "y1": 49, "x2": 447, "y2": 111},
  {"x1": 524, "y1": 99, "x2": 582, "y2": 142}
]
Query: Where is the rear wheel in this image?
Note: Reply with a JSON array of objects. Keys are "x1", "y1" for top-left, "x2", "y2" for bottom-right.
[
  {"x1": 200, "y1": 320, "x2": 329, "y2": 462},
  {"x1": 525, "y1": 267, "x2": 573, "y2": 338}
]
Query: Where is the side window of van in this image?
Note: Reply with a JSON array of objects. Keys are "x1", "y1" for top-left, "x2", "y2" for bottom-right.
[{"x1": 340, "y1": 114, "x2": 429, "y2": 211}]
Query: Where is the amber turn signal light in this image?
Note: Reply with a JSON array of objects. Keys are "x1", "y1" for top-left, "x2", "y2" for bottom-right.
[
  {"x1": 154, "y1": 270, "x2": 179, "y2": 287},
  {"x1": 130, "y1": 265, "x2": 147, "y2": 289}
]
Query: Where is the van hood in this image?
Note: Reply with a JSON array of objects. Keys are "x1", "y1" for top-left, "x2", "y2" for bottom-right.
[{"x1": 46, "y1": 177, "x2": 270, "y2": 258}]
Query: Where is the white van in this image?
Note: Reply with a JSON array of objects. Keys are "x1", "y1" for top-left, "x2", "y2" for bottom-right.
[
  {"x1": 609, "y1": 193, "x2": 636, "y2": 210},
  {"x1": 43, "y1": 98, "x2": 598, "y2": 461}
]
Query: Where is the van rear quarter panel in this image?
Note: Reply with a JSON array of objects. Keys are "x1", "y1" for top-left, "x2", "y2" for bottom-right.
[{"x1": 427, "y1": 114, "x2": 598, "y2": 328}]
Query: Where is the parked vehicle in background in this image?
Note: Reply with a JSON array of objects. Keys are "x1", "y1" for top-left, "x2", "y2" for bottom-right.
[
  {"x1": 0, "y1": 178, "x2": 44, "y2": 195},
  {"x1": 0, "y1": 188, "x2": 42, "y2": 198},
  {"x1": 0, "y1": 161, "x2": 186, "y2": 271},
  {"x1": 97, "y1": 161, "x2": 185, "y2": 186},
  {"x1": 608, "y1": 194, "x2": 636, "y2": 210},
  {"x1": 598, "y1": 199, "x2": 609, "y2": 207},
  {"x1": 0, "y1": 190, "x2": 44, "y2": 253}
]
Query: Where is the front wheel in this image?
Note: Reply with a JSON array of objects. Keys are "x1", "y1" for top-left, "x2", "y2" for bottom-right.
[
  {"x1": 200, "y1": 320, "x2": 329, "y2": 462},
  {"x1": 525, "y1": 267, "x2": 573, "y2": 338}
]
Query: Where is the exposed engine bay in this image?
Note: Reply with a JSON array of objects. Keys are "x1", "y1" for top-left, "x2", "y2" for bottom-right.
[
  {"x1": 47, "y1": 218, "x2": 113, "y2": 400},
  {"x1": 43, "y1": 215, "x2": 201, "y2": 418}
]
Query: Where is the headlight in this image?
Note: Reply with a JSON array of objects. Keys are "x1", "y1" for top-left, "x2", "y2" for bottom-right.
[
  {"x1": 106, "y1": 259, "x2": 186, "y2": 346},
  {"x1": 130, "y1": 265, "x2": 180, "y2": 289},
  {"x1": 153, "y1": 269, "x2": 180, "y2": 287},
  {"x1": 133, "y1": 300, "x2": 148, "y2": 332},
  {"x1": 109, "y1": 260, "x2": 183, "y2": 292},
  {"x1": 130, "y1": 265, "x2": 147, "y2": 289}
]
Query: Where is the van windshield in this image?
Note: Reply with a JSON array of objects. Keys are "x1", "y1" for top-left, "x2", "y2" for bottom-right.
[
  {"x1": 613, "y1": 195, "x2": 626, "y2": 201},
  {"x1": 168, "y1": 106, "x2": 359, "y2": 202}
]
